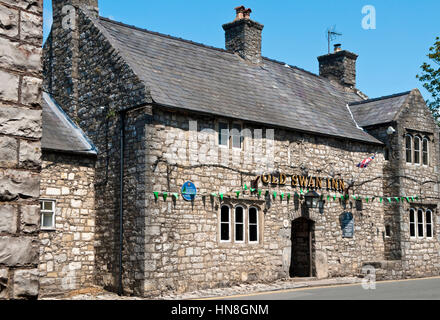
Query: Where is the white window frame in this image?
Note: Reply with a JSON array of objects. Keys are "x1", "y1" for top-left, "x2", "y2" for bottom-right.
[
  {"x1": 234, "y1": 206, "x2": 245, "y2": 243},
  {"x1": 405, "y1": 134, "x2": 413, "y2": 164},
  {"x1": 248, "y1": 207, "x2": 259, "y2": 244},
  {"x1": 422, "y1": 137, "x2": 429, "y2": 166},
  {"x1": 40, "y1": 199, "x2": 56, "y2": 231},
  {"x1": 426, "y1": 209, "x2": 433, "y2": 238},
  {"x1": 218, "y1": 121, "x2": 229, "y2": 149},
  {"x1": 220, "y1": 205, "x2": 231, "y2": 243},
  {"x1": 417, "y1": 208, "x2": 425, "y2": 239},
  {"x1": 414, "y1": 136, "x2": 422, "y2": 165},
  {"x1": 410, "y1": 208, "x2": 416, "y2": 238}
]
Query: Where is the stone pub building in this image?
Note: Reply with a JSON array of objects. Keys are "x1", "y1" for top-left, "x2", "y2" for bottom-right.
[{"x1": 23, "y1": 0, "x2": 440, "y2": 297}]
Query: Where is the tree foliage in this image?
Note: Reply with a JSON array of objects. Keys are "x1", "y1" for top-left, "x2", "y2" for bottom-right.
[{"x1": 417, "y1": 37, "x2": 440, "y2": 125}]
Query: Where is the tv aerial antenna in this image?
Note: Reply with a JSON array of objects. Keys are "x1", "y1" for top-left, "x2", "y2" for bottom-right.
[{"x1": 326, "y1": 26, "x2": 342, "y2": 54}]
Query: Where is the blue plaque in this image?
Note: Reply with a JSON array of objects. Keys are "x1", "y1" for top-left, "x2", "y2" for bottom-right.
[
  {"x1": 181, "y1": 181, "x2": 197, "y2": 201},
  {"x1": 341, "y1": 212, "x2": 354, "y2": 238}
]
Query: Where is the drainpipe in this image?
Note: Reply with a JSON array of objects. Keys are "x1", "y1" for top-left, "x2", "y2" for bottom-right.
[{"x1": 118, "y1": 111, "x2": 125, "y2": 296}]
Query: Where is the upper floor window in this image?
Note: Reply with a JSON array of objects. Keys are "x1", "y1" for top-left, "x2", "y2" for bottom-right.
[
  {"x1": 410, "y1": 208, "x2": 416, "y2": 237},
  {"x1": 406, "y1": 133, "x2": 430, "y2": 166},
  {"x1": 414, "y1": 136, "x2": 421, "y2": 164},
  {"x1": 40, "y1": 200, "x2": 56, "y2": 230},
  {"x1": 219, "y1": 205, "x2": 260, "y2": 244},
  {"x1": 423, "y1": 138, "x2": 429, "y2": 166},
  {"x1": 406, "y1": 134, "x2": 412, "y2": 163}
]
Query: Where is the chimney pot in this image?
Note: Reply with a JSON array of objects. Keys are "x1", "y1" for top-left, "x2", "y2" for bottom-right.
[{"x1": 334, "y1": 43, "x2": 342, "y2": 52}]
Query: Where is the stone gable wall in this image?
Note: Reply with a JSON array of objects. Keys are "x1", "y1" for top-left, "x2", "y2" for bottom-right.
[
  {"x1": 0, "y1": 0, "x2": 43, "y2": 299},
  {"x1": 38, "y1": 152, "x2": 95, "y2": 297}
]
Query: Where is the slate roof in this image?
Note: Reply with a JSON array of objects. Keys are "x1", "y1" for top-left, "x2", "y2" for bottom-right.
[
  {"x1": 349, "y1": 91, "x2": 411, "y2": 127},
  {"x1": 42, "y1": 92, "x2": 97, "y2": 156},
  {"x1": 96, "y1": 17, "x2": 383, "y2": 145}
]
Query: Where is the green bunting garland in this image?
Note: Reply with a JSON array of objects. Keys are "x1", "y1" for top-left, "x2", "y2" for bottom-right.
[
  {"x1": 153, "y1": 192, "x2": 159, "y2": 200},
  {"x1": 173, "y1": 193, "x2": 179, "y2": 200},
  {"x1": 163, "y1": 192, "x2": 168, "y2": 201}
]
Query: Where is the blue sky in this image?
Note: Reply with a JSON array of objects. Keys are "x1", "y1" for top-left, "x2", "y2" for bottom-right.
[{"x1": 43, "y1": 0, "x2": 440, "y2": 101}]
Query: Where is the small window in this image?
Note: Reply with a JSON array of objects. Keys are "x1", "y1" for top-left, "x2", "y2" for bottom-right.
[
  {"x1": 220, "y1": 205, "x2": 231, "y2": 242},
  {"x1": 235, "y1": 206, "x2": 245, "y2": 243},
  {"x1": 385, "y1": 225, "x2": 391, "y2": 238},
  {"x1": 40, "y1": 200, "x2": 56, "y2": 230},
  {"x1": 414, "y1": 136, "x2": 421, "y2": 164},
  {"x1": 231, "y1": 123, "x2": 242, "y2": 149},
  {"x1": 248, "y1": 207, "x2": 259, "y2": 243},
  {"x1": 410, "y1": 209, "x2": 416, "y2": 238},
  {"x1": 417, "y1": 209, "x2": 424, "y2": 238},
  {"x1": 423, "y1": 138, "x2": 429, "y2": 166},
  {"x1": 384, "y1": 148, "x2": 390, "y2": 161},
  {"x1": 426, "y1": 210, "x2": 433, "y2": 238},
  {"x1": 219, "y1": 122, "x2": 229, "y2": 147},
  {"x1": 406, "y1": 135, "x2": 412, "y2": 163}
]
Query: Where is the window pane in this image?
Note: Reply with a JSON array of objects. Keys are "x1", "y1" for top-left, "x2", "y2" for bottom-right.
[
  {"x1": 414, "y1": 137, "x2": 421, "y2": 164},
  {"x1": 219, "y1": 123, "x2": 229, "y2": 146},
  {"x1": 427, "y1": 224, "x2": 433, "y2": 238},
  {"x1": 231, "y1": 124, "x2": 242, "y2": 149},
  {"x1": 426, "y1": 211, "x2": 432, "y2": 224},
  {"x1": 43, "y1": 201, "x2": 53, "y2": 211},
  {"x1": 235, "y1": 207, "x2": 243, "y2": 223},
  {"x1": 221, "y1": 206, "x2": 229, "y2": 223},
  {"x1": 410, "y1": 210, "x2": 416, "y2": 237},
  {"x1": 423, "y1": 139, "x2": 428, "y2": 165},
  {"x1": 249, "y1": 225, "x2": 258, "y2": 242},
  {"x1": 249, "y1": 208, "x2": 257, "y2": 224},
  {"x1": 385, "y1": 225, "x2": 391, "y2": 237},
  {"x1": 406, "y1": 136, "x2": 412, "y2": 163},
  {"x1": 42, "y1": 213, "x2": 53, "y2": 228},
  {"x1": 221, "y1": 223, "x2": 230, "y2": 241},
  {"x1": 235, "y1": 223, "x2": 244, "y2": 242},
  {"x1": 418, "y1": 209, "x2": 424, "y2": 237}
]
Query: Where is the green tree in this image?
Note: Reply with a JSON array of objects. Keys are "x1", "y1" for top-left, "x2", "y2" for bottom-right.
[{"x1": 417, "y1": 37, "x2": 440, "y2": 125}]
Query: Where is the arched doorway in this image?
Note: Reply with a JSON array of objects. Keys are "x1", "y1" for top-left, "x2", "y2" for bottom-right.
[{"x1": 290, "y1": 217, "x2": 315, "y2": 277}]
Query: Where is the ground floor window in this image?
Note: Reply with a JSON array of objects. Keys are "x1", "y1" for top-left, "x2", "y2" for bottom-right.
[
  {"x1": 220, "y1": 205, "x2": 260, "y2": 244},
  {"x1": 410, "y1": 208, "x2": 434, "y2": 239},
  {"x1": 40, "y1": 200, "x2": 56, "y2": 230}
]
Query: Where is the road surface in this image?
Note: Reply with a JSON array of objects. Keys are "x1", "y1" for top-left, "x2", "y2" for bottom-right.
[{"x1": 216, "y1": 277, "x2": 440, "y2": 300}]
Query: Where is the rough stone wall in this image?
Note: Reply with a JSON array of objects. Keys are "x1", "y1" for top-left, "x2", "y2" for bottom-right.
[
  {"x1": 0, "y1": 0, "x2": 43, "y2": 299},
  {"x1": 38, "y1": 152, "x2": 95, "y2": 297},
  {"x1": 43, "y1": 7, "x2": 151, "y2": 295},
  {"x1": 223, "y1": 19, "x2": 263, "y2": 65},
  {"x1": 142, "y1": 108, "x2": 387, "y2": 296}
]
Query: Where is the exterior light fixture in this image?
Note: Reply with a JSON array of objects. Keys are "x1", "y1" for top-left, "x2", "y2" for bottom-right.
[
  {"x1": 305, "y1": 191, "x2": 320, "y2": 209},
  {"x1": 387, "y1": 126, "x2": 396, "y2": 135}
]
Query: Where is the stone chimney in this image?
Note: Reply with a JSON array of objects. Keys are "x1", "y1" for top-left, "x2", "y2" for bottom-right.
[
  {"x1": 222, "y1": 6, "x2": 264, "y2": 64},
  {"x1": 317, "y1": 45, "x2": 358, "y2": 88}
]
